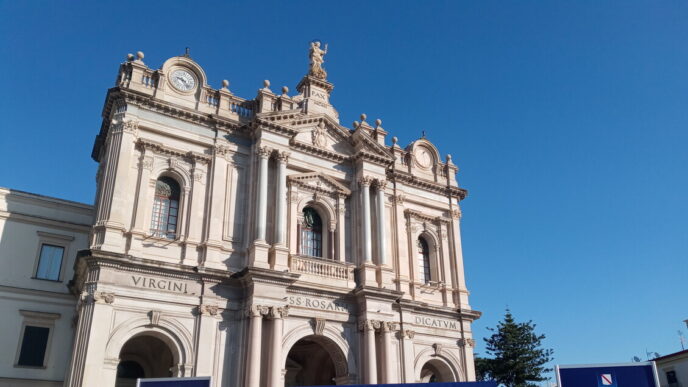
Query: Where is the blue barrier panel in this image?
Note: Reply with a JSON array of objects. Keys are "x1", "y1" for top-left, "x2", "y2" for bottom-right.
[
  {"x1": 304, "y1": 382, "x2": 497, "y2": 387},
  {"x1": 557, "y1": 362, "x2": 659, "y2": 387},
  {"x1": 137, "y1": 376, "x2": 211, "y2": 387}
]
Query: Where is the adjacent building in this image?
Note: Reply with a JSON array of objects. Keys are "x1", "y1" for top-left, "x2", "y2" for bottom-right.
[{"x1": 0, "y1": 45, "x2": 480, "y2": 386}]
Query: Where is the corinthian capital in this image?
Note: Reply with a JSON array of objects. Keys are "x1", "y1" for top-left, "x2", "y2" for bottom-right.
[
  {"x1": 269, "y1": 305, "x2": 289, "y2": 319},
  {"x1": 374, "y1": 179, "x2": 387, "y2": 190},
  {"x1": 276, "y1": 151, "x2": 290, "y2": 163},
  {"x1": 257, "y1": 146, "x2": 272, "y2": 159},
  {"x1": 358, "y1": 176, "x2": 374, "y2": 187}
]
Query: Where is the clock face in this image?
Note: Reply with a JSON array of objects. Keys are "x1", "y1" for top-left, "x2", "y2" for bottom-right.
[
  {"x1": 170, "y1": 69, "x2": 196, "y2": 92},
  {"x1": 416, "y1": 147, "x2": 433, "y2": 168}
]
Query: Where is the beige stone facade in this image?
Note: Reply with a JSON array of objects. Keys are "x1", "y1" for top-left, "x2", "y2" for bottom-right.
[{"x1": 0, "y1": 47, "x2": 480, "y2": 386}]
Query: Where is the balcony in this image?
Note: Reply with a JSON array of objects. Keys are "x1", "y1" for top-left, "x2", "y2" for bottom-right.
[{"x1": 289, "y1": 254, "x2": 354, "y2": 281}]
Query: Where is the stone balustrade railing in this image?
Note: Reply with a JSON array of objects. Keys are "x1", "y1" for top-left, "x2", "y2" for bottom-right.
[{"x1": 290, "y1": 255, "x2": 354, "y2": 281}]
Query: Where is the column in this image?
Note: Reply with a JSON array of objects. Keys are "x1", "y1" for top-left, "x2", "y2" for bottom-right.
[
  {"x1": 375, "y1": 180, "x2": 388, "y2": 265},
  {"x1": 336, "y1": 195, "x2": 346, "y2": 262},
  {"x1": 268, "y1": 306, "x2": 287, "y2": 387},
  {"x1": 194, "y1": 305, "x2": 218, "y2": 377},
  {"x1": 274, "y1": 152, "x2": 289, "y2": 245},
  {"x1": 255, "y1": 146, "x2": 271, "y2": 242},
  {"x1": 382, "y1": 322, "x2": 396, "y2": 383},
  {"x1": 360, "y1": 177, "x2": 373, "y2": 263},
  {"x1": 245, "y1": 306, "x2": 264, "y2": 387},
  {"x1": 360, "y1": 320, "x2": 378, "y2": 384}
]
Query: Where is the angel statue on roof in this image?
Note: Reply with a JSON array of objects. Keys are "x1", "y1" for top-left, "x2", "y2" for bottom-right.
[{"x1": 309, "y1": 40, "x2": 328, "y2": 79}]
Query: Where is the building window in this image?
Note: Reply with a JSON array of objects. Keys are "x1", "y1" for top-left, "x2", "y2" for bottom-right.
[
  {"x1": 15, "y1": 310, "x2": 59, "y2": 368},
  {"x1": 666, "y1": 370, "x2": 678, "y2": 384},
  {"x1": 35, "y1": 244, "x2": 64, "y2": 281},
  {"x1": 418, "y1": 237, "x2": 432, "y2": 283},
  {"x1": 150, "y1": 177, "x2": 180, "y2": 239},
  {"x1": 300, "y1": 207, "x2": 323, "y2": 257},
  {"x1": 17, "y1": 326, "x2": 50, "y2": 367}
]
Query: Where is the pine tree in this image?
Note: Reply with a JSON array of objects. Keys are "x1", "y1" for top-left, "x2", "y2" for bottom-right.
[{"x1": 475, "y1": 309, "x2": 553, "y2": 387}]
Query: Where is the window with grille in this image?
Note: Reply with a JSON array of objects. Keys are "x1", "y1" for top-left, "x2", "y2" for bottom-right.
[
  {"x1": 150, "y1": 177, "x2": 180, "y2": 239},
  {"x1": 418, "y1": 237, "x2": 431, "y2": 283},
  {"x1": 300, "y1": 207, "x2": 323, "y2": 257}
]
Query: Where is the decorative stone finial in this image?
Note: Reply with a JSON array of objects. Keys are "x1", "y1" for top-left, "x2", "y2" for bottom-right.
[
  {"x1": 360, "y1": 113, "x2": 367, "y2": 122},
  {"x1": 446, "y1": 154, "x2": 452, "y2": 162},
  {"x1": 392, "y1": 136, "x2": 398, "y2": 146},
  {"x1": 353, "y1": 121, "x2": 360, "y2": 129},
  {"x1": 222, "y1": 79, "x2": 229, "y2": 89},
  {"x1": 282, "y1": 86, "x2": 289, "y2": 95},
  {"x1": 375, "y1": 119, "x2": 382, "y2": 128},
  {"x1": 126, "y1": 53, "x2": 134, "y2": 62},
  {"x1": 263, "y1": 79, "x2": 271, "y2": 88},
  {"x1": 136, "y1": 51, "x2": 144, "y2": 61}
]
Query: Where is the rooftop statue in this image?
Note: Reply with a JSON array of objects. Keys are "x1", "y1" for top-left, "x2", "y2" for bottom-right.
[{"x1": 309, "y1": 41, "x2": 328, "y2": 79}]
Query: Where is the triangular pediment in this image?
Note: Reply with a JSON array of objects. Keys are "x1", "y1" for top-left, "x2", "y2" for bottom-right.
[
  {"x1": 288, "y1": 172, "x2": 351, "y2": 196},
  {"x1": 351, "y1": 126, "x2": 395, "y2": 163}
]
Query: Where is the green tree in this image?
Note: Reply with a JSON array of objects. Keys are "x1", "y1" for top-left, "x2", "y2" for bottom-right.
[{"x1": 475, "y1": 309, "x2": 553, "y2": 387}]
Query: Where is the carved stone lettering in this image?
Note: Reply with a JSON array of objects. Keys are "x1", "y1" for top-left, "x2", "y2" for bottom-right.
[
  {"x1": 131, "y1": 275, "x2": 190, "y2": 294},
  {"x1": 414, "y1": 316, "x2": 458, "y2": 330},
  {"x1": 287, "y1": 295, "x2": 350, "y2": 313}
]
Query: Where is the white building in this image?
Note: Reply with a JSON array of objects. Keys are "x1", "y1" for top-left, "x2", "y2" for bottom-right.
[
  {"x1": 0, "y1": 45, "x2": 481, "y2": 387},
  {"x1": 656, "y1": 350, "x2": 688, "y2": 387}
]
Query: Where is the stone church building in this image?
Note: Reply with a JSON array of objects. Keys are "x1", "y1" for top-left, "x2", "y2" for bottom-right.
[{"x1": 0, "y1": 45, "x2": 480, "y2": 386}]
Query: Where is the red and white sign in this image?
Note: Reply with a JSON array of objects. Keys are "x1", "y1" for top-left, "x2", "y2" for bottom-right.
[{"x1": 600, "y1": 374, "x2": 614, "y2": 385}]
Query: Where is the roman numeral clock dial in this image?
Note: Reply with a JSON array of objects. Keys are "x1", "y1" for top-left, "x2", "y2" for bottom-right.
[{"x1": 170, "y1": 69, "x2": 196, "y2": 92}]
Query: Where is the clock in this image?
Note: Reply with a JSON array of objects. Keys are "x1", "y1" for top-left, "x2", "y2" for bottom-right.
[
  {"x1": 170, "y1": 69, "x2": 196, "y2": 92},
  {"x1": 415, "y1": 147, "x2": 433, "y2": 169}
]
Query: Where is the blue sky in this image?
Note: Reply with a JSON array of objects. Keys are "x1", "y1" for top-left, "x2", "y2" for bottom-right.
[{"x1": 1, "y1": 0, "x2": 686, "y2": 382}]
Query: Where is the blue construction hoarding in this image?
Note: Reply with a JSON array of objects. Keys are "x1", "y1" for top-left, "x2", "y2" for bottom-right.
[
  {"x1": 557, "y1": 362, "x2": 659, "y2": 387},
  {"x1": 137, "y1": 379, "x2": 494, "y2": 387},
  {"x1": 137, "y1": 377, "x2": 211, "y2": 387},
  {"x1": 302, "y1": 383, "x2": 497, "y2": 387}
]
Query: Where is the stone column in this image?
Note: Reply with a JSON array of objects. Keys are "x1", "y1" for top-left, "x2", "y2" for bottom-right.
[
  {"x1": 360, "y1": 319, "x2": 378, "y2": 384},
  {"x1": 336, "y1": 195, "x2": 346, "y2": 262},
  {"x1": 245, "y1": 306, "x2": 265, "y2": 387},
  {"x1": 194, "y1": 304, "x2": 218, "y2": 377},
  {"x1": 375, "y1": 180, "x2": 388, "y2": 265},
  {"x1": 255, "y1": 146, "x2": 271, "y2": 242},
  {"x1": 268, "y1": 306, "x2": 288, "y2": 387},
  {"x1": 382, "y1": 322, "x2": 396, "y2": 383},
  {"x1": 274, "y1": 152, "x2": 289, "y2": 245},
  {"x1": 400, "y1": 329, "x2": 416, "y2": 383},
  {"x1": 359, "y1": 177, "x2": 373, "y2": 263}
]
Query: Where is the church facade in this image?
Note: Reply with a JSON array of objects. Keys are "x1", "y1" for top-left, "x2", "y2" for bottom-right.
[{"x1": 0, "y1": 46, "x2": 480, "y2": 386}]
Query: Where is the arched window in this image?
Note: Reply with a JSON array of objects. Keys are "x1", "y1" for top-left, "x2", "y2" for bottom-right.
[
  {"x1": 300, "y1": 207, "x2": 323, "y2": 257},
  {"x1": 417, "y1": 236, "x2": 431, "y2": 283},
  {"x1": 150, "y1": 177, "x2": 180, "y2": 239}
]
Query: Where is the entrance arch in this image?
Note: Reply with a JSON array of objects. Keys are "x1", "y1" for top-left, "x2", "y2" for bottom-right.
[
  {"x1": 419, "y1": 358, "x2": 457, "y2": 383},
  {"x1": 115, "y1": 335, "x2": 174, "y2": 387},
  {"x1": 284, "y1": 335, "x2": 348, "y2": 386}
]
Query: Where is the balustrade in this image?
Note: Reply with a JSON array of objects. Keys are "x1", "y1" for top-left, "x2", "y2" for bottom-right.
[{"x1": 290, "y1": 255, "x2": 353, "y2": 280}]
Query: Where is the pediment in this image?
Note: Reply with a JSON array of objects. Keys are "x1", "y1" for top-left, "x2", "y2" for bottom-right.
[
  {"x1": 288, "y1": 172, "x2": 351, "y2": 196},
  {"x1": 351, "y1": 127, "x2": 395, "y2": 163}
]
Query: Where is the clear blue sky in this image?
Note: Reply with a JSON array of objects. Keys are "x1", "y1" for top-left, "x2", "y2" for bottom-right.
[{"x1": 1, "y1": 1, "x2": 686, "y2": 382}]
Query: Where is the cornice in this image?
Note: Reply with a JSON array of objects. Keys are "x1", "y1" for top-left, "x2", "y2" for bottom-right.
[
  {"x1": 94, "y1": 87, "x2": 251, "y2": 161},
  {"x1": 388, "y1": 170, "x2": 467, "y2": 200},
  {"x1": 289, "y1": 139, "x2": 349, "y2": 163},
  {"x1": 136, "y1": 138, "x2": 211, "y2": 164}
]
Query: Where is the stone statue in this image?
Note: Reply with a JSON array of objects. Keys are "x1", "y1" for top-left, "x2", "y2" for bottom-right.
[{"x1": 309, "y1": 41, "x2": 328, "y2": 79}]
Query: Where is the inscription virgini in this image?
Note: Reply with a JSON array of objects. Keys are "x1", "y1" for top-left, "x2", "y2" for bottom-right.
[{"x1": 131, "y1": 275, "x2": 189, "y2": 294}]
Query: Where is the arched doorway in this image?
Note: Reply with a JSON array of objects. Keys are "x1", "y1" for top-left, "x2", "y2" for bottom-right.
[
  {"x1": 115, "y1": 335, "x2": 174, "y2": 387},
  {"x1": 419, "y1": 359, "x2": 456, "y2": 383},
  {"x1": 285, "y1": 335, "x2": 347, "y2": 386}
]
